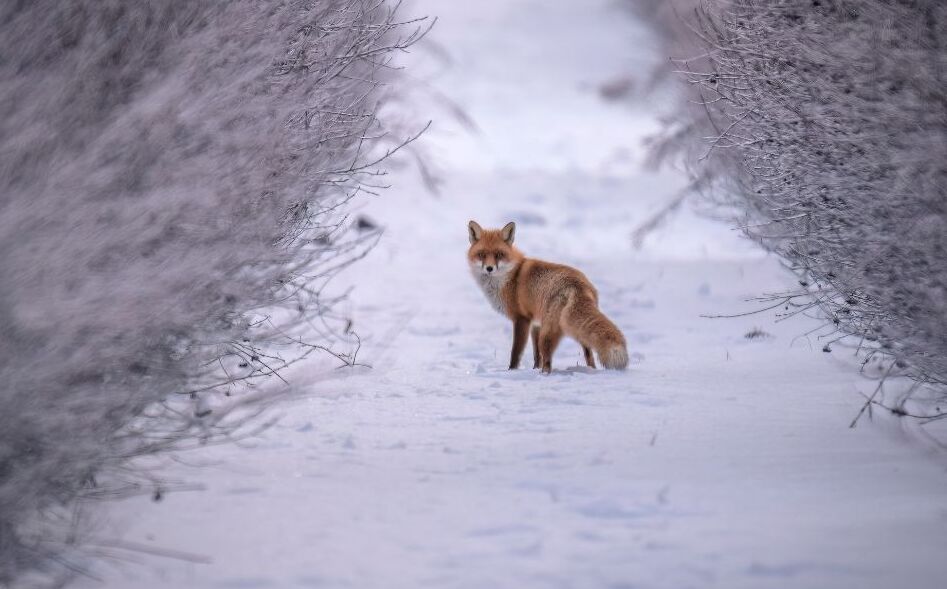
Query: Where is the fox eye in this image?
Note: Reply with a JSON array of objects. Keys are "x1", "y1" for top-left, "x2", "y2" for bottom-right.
[
  {"x1": 477, "y1": 252, "x2": 486, "y2": 260},
  {"x1": 496, "y1": 252, "x2": 505, "y2": 260}
]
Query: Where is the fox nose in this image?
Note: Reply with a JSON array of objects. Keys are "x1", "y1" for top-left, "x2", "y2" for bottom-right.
[{"x1": 486, "y1": 265, "x2": 494, "y2": 273}]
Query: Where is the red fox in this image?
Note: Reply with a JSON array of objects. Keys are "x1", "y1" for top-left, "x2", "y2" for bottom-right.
[{"x1": 467, "y1": 220, "x2": 628, "y2": 373}]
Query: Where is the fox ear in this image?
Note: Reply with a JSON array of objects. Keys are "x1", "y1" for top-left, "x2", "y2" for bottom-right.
[
  {"x1": 501, "y1": 221, "x2": 516, "y2": 245},
  {"x1": 468, "y1": 220, "x2": 483, "y2": 244}
]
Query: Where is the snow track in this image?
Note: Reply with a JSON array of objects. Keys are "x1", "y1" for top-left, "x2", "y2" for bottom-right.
[{"x1": 82, "y1": 1, "x2": 947, "y2": 588}]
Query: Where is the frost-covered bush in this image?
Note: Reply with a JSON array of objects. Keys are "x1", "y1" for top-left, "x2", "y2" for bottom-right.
[
  {"x1": 634, "y1": 1, "x2": 947, "y2": 401},
  {"x1": 0, "y1": 0, "x2": 423, "y2": 583}
]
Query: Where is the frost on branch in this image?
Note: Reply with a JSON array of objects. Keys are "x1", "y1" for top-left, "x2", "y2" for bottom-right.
[
  {"x1": 634, "y1": 0, "x2": 947, "y2": 411},
  {"x1": 0, "y1": 0, "x2": 427, "y2": 584}
]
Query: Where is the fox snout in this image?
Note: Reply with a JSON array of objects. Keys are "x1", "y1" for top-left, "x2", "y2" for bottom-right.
[{"x1": 472, "y1": 259, "x2": 501, "y2": 276}]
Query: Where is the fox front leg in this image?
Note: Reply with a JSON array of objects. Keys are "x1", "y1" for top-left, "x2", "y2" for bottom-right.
[{"x1": 509, "y1": 317, "x2": 530, "y2": 369}]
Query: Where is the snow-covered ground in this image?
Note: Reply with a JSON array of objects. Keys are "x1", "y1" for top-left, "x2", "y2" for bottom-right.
[{"x1": 80, "y1": 1, "x2": 947, "y2": 588}]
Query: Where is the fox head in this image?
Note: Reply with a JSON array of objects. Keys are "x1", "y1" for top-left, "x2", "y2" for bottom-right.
[{"x1": 467, "y1": 220, "x2": 523, "y2": 278}]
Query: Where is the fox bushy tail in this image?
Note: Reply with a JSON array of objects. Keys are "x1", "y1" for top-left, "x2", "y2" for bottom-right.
[{"x1": 565, "y1": 295, "x2": 628, "y2": 370}]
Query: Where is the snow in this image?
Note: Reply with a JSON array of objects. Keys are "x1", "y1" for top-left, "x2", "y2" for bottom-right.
[{"x1": 79, "y1": 1, "x2": 947, "y2": 588}]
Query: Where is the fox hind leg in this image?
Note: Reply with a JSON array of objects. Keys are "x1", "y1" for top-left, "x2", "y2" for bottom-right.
[
  {"x1": 539, "y1": 326, "x2": 563, "y2": 374},
  {"x1": 583, "y1": 345, "x2": 596, "y2": 368},
  {"x1": 531, "y1": 325, "x2": 541, "y2": 369}
]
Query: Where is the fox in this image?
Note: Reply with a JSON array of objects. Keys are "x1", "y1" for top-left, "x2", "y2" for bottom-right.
[{"x1": 467, "y1": 220, "x2": 628, "y2": 374}]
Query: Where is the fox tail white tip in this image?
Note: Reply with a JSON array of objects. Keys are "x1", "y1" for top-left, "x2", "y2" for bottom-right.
[{"x1": 600, "y1": 345, "x2": 629, "y2": 370}]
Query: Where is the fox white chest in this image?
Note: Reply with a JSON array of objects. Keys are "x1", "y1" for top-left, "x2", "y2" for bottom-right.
[{"x1": 473, "y1": 271, "x2": 509, "y2": 315}]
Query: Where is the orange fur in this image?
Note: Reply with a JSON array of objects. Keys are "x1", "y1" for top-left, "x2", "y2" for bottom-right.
[{"x1": 467, "y1": 221, "x2": 628, "y2": 373}]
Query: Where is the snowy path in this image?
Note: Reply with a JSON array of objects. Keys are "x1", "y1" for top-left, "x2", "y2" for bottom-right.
[{"x1": 83, "y1": 1, "x2": 947, "y2": 588}]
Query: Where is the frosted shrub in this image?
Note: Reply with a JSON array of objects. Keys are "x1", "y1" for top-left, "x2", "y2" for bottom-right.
[
  {"x1": 0, "y1": 0, "x2": 425, "y2": 583},
  {"x1": 633, "y1": 0, "x2": 947, "y2": 409}
]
